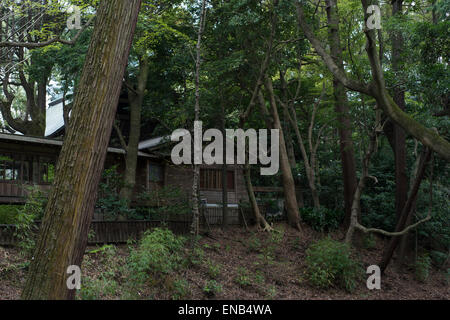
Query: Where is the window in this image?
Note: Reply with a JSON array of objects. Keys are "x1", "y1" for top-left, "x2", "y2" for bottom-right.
[
  {"x1": 149, "y1": 164, "x2": 163, "y2": 182},
  {"x1": 200, "y1": 169, "x2": 235, "y2": 190},
  {"x1": 40, "y1": 158, "x2": 55, "y2": 184},
  {"x1": 0, "y1": 155, "x2": 19, "y2": 181}
]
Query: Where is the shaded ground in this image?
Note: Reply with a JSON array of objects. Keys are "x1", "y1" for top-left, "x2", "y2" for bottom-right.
[{"x1": 1, "y1": 224, "x2": 448, "y2": 300}]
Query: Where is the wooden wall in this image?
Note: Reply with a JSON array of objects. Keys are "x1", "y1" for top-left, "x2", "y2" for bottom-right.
[{"x1": 164, "y1": 163, "x2": 248, "y2": 205}]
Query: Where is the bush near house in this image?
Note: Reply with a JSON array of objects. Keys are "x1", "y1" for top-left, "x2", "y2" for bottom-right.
[{"x1": 0, "y1": 205, "x2": 22, "y2": 224}]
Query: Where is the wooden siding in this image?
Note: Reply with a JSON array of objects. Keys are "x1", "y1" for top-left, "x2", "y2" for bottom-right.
[{"x1": 165, "y1": 163, "x2": 248, "y2": 205}]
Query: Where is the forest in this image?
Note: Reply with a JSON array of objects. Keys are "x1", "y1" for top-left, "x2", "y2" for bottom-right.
[{"x1": 0, "y1": 0, "x2": 448, "y2": 302}]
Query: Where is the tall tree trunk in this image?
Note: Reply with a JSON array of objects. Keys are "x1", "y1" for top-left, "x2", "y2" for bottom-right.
[
  {"x1": 391, "y1": 0, "x2": 410, "y2": 265},
  {"x1": 282, "y1": 91, "x2": 305, "y2": 209},
  {"x1": 191, "y1": 0, "x2": 207, "y2": 238},
  {"x1": 221, "y1": 99, "x2": 228, "y2": 228},
  {"x1": 326, "y1": 0, "x2": 358, "y2": 226},
  {"x1": 21, "y1": 0, "x2": 141, "y2": 300},
  {"x1": 264, "y1": 76, "x2": 302, "y2": 231},
  {"x1": 282, "y1": 86, "x2": 323, "y2": 209},
  {"x1": 119, "y1": 57, "x2": 150, "y2": 204}
]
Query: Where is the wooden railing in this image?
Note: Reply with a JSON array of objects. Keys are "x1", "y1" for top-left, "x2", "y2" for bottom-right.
[
  {"x1": 0, "y1": 219, "x2": 191, "y2": 246},
  {"x1": 0, "y1": 208, "x2": 246, "y2": 247}
]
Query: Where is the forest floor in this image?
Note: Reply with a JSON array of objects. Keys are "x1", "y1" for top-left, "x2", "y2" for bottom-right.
[{"x1": 1, "y1": 224, "x2": 449, "y2": 300}]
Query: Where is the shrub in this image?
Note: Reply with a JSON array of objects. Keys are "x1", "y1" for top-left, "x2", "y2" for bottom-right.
[
  {"x1": 78, "y1": 245, "x2": 123, "y2": 300},
  {"x1": 305, "y1": 238, "x2": 362, "y2": 292},
  {"x1": 129, "y1": 228, "x2": 185, "y2": 273},
  {"x1": 96, "y1": 166, "x2": 135, "y2": 221},
  {"x1": 171, "y1": 278, "x2": 190, "y2": 300},
  {"x1": 257, "y1": 227, "x2": 284, "y2": 266},
  {"x1": 14, "y1": 187, "x2": 47, "y2": 256},
  {"x1": 415, "y1": 253, "x2": 432, "y2": 283},
  {"x1": 126, "y1": 228, "x2": 186, "y2": 289},
  {"x1": 362, "y1": 234, "x2": 377, "y2": 250},
  {"x1": 247, "y1": 233, "x2": 262, "y2": 253},
  {"x1": 234, "y1": 267, "x2": 252, "y2": 287},
  {"x1": 300, "y1": 207, "x2": 344, "y2": 232},
  {"x1": 136, "y1": 186, "x2": 191, "y2": 221},
  {"x1": 207, "y1": 259, "x2": 221, "y2": 279},
  {"x1": 203, "y1": 280, "x2": 222, "y2": 297},
  {"x1": 0, "y1": 205, "x2": 21, "y2": 224},
  {"x1": 187, "y1": 246, "x2": 205, "y2": 267}
]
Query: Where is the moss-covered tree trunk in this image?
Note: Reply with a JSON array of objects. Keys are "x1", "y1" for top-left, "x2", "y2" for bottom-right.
[{"x1": 21, "y1": 0, "x2": 142, "y2": 300}]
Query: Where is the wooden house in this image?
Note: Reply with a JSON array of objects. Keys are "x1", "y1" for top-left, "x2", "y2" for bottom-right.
[
  {"x1": 0, "y1": 133, "x2": 248, "y2": 214},
  {"x1": 0, "y1": 94, "x2": 249, "y2": 226}
]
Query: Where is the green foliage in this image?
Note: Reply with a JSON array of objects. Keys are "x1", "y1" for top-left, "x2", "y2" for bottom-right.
[
  {"x1": 187, "y1": 246, "x2": 205, "y2": 267},
  {"x1": 123, "y1": 228, "x2": 187, "y2": 299},
  {"x1": 127, "y1": 228, "x2": 186, "y2": 278},
  {"x1": 415, "y1": 253, "x2": 432, "y2": 283},
  {"x1": 300, "y1": 207, "x2": 344, "y2": 232},
  {"x1": 305, "y1": 238, "x2": 363, "y2": 292},
  {"x1": 203, "y1": 280, "x2": 222, "y2": 297},
  {"x1": 0, "y1": 206, "x2": 21, "y2": 224},
  {"x1": 96, "y1": 166, "x2": 134, "y2": 221},
  {"x1": 136, "y1": 186, "x2": 191, "y2": 221},
  {"x1": 362, "y1": 234, "x2": 377, "y2": 250},
  {"x1": 207, "y1": 259, "x2": 221, "y2": 279},
  {"x1": 416, "y1": 180, "x2": 450, "y2": 263},
  {"x1": 265, "y1": 285, "x2": 277, "y2": 299},
  {"x1": 14, "y1": 187, "x2": 47, "y2": 257},
  {"x1": 171, "y1": 278, "x2": 190, "y2": 300},
  {"x1": 247, "y1": 233, "x2": 262, "y2": 253},
  {"x1": 234, "y1": 267, "x2": 252, "y2": 287},
  {"x1": 250, "y1": 227, "x2": 285, "y2": 267},
  {"x1": 78, "y1": 245, "x2": 122, "y2": 300},
  {"x1": 291, "y1": 236, "x2": 301, "y2": 251}
]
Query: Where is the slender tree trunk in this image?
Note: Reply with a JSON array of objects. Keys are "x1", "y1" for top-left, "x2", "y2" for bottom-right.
[
  {"x1": 191, "y1": 0, "x2": 207, "y2": 238},
  {"x1": 120, "y1": 57, "x2": 150, "y2": 204},
  {"x1": 243, "y1": 163, "x2": 272, "y2": 231},
  {"x1": 326, "y1": 0, "x2": 358, "y2": 226},
  {"x1": 221, "y1": 99, "x2": 228, "y2": 228},
  {"x1": 264, "y1": 76, "x2": 301, "y2": 231},
  {"x1": 379, "y1": 148, "x2": 432, "y2": 274},
  {"x1": 282, "y1": 95, "x2": 305, "y2": 208},
  {"x1": 283, "y1": 87, "x2": 323, "y2": 209},
  {"x1": 21, "y1": 0, "x2": 141, "y2": 300}
]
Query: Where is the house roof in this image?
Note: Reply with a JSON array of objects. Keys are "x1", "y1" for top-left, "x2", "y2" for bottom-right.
[
  {"x1": 138, "y1": 130, "x2": 189, "y2": 151},
  {"x1": 0, "y1": 133, "x2": 154, "y2": 158},
  {"x1": 138, "y1": 136, "x2": 169, "y2": 150},
  {"x1": 45, "y1": 98, "x2": 66, "y2": 137}
]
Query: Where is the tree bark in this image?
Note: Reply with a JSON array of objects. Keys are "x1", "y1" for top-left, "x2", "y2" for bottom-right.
[
  {"x1": 221, "y1": 99, "x2": 229, "y2": 228},
  {"x1": 119, "y1": 57, "x2": 150, "y2": 204},
  {"x1": 191, "y1": 0, "x2": 207, "y2": 238},
  {"x1": 390, "y1": 0, "x2": 410, "y2": 265},
  {"x1": 21, "y1": 0, "x2": 142, "y2": 300},
  {"x1": 264, "y1": 76, "x2": 302, "y2": 231},
  {"x1": 326, "y1": 0, "x2": 358, "y2": 226},
  {"x1": 379, "y1": 148, "x2": 432, "y2": 274},
  {"x1": 243, "y1": 163, "x2": 272, "y2": 231}
]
